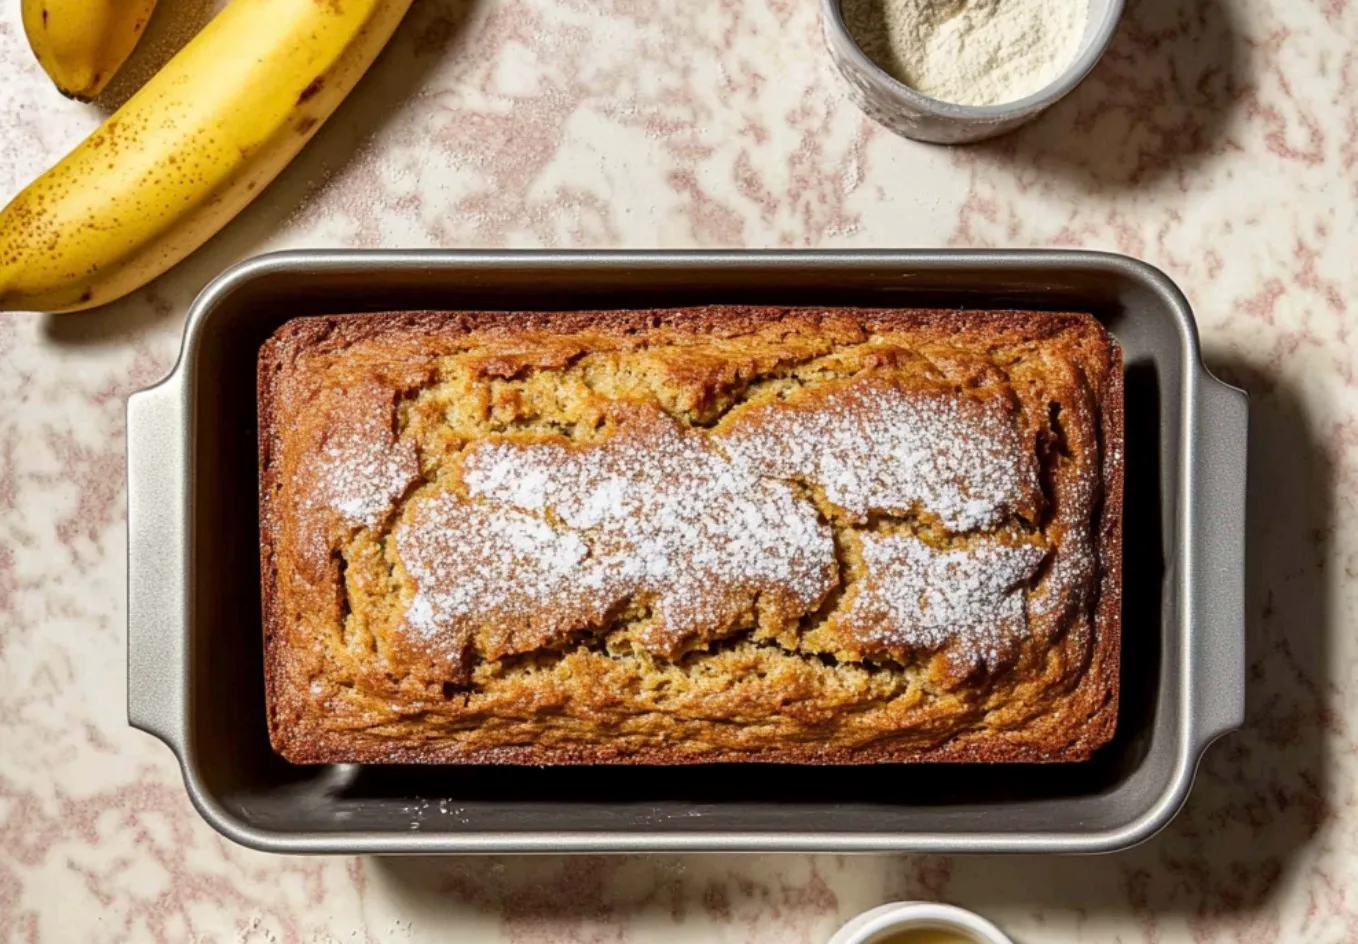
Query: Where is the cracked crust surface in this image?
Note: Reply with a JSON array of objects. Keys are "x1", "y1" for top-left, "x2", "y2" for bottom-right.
[{"x1": 258, "y1": 306, "x2": 1123, "y2": 765}]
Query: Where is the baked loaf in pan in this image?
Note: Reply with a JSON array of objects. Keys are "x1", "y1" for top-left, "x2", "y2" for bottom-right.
[{"x1": 258, "y1": 306, "x2": 1123, "y2": 764}]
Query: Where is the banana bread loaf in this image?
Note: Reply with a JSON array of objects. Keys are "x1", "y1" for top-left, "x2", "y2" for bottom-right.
[{"x1": 258, "y1": 305, "x2": 1122, "y2": 764}]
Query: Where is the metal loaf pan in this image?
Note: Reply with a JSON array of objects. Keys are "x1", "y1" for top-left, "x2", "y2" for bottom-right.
[{"x1": 126, "y1": 250, "x2": 1246, "y2": 854}]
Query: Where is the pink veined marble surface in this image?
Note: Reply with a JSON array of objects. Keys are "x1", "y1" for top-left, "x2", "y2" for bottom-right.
[{"x1": 0, "y1": 0, "x2": 1351, "y2": 940}]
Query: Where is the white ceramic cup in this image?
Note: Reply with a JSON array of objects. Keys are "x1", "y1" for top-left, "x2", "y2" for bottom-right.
[
  {"x1": 827, "y1": 902, "x2": 1015, "y2": 944},
  {"x1": 821, "y1": 0, "x2": 1125, "y2": 144}
]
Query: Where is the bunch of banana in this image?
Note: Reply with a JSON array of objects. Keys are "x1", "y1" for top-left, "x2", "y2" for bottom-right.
[
  {"x1": 0, "y1": 0, "x2": 414, "y2": 313},
  {"x1": 22, "y1": 0, "x2": 158, "y2": 100}
]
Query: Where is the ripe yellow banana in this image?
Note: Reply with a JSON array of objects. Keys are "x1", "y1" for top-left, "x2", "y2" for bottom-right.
[
  {"x1": 22, "y1": 0, "x2": 158, "y2": 100},
  {"x1": 0, "y1": 0, "x2": 414, "y2": 313}
]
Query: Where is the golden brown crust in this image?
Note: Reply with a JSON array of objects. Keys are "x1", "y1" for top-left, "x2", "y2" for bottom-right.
[{"x1": 258, "y1": 306, "x2": 1123, "y2": 765}]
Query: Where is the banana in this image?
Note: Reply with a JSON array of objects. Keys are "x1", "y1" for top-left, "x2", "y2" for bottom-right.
[
  {"x1": 0, "y1": 0, "x2": 414, "y2": 313},
  {"x1": 22, "y1": 0, "x2": 158, "y2": 101}
]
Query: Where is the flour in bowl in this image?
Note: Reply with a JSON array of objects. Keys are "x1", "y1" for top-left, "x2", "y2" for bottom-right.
[{"x1": 841, "y1": 0, "x2": 1089, "y2": 107}]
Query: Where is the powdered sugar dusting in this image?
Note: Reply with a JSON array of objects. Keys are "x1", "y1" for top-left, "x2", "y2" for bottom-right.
[
  {"x1": 1030, "y1": 434, "x2": 1098, "y2": 622},
  {"x1": 722, "y1": 378, "x2": 1039, "y2": 531},
  {"x1": 390, "y1": 376, "x2": 1057, "y2": 662},
  {"x1": 843, "y1": 532, "x2": 1047, "y2": 663},
  {"x1": 1031, "y1": 532, "x2": 1094, "y2": 622},
  {"x1": 404, "y1": 406, "x2": 837, "y2": 653},
  {"x1": 398, "y1": 496, "x2": 592, "y2": 638},
  {"x1": 313, "y1": 430, "x2": 419, "y2": 528}
]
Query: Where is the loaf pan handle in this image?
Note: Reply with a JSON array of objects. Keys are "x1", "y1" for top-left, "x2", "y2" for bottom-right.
[
  {"x1": 126, "y1": 379, "x2": 189, "y2": 757},
  {"x1": 1189, "y1": 373, "x2": 1248, "y2": 752}
]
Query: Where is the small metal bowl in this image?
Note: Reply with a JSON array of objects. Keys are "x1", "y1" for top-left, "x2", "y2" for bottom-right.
[
  {"x1": 821, "y1": 0, "x2": 1125, "y2": 144},
  {"x1": 828, "y1": 902, "x2": 1015, "y2": 944}
]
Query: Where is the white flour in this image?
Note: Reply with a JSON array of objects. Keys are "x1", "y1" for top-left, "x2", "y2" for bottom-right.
[{"x1": 842, "y1": 0, "x2": 1089, "y2": 107}]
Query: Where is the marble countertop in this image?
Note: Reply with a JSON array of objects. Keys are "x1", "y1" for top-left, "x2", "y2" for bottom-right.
[{"x1": 1, "y1": 0, "x2": 1351, "y2": 940}]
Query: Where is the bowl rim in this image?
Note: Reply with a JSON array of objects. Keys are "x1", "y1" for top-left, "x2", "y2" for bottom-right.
[
  {"x1": 820, "y1": 0, "x2": 1127, "y2": 120},
  {"x1": 827, "y1": 901, "x2": 1015, "y2": 944}
]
